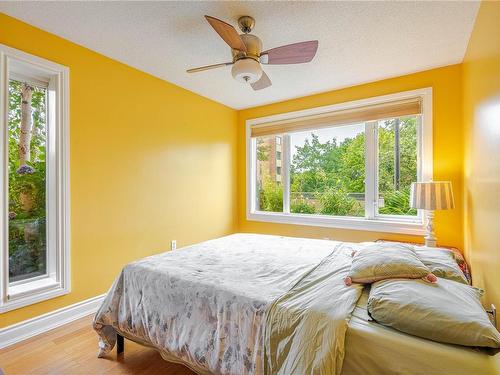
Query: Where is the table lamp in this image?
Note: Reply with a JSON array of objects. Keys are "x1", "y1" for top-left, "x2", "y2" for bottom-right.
[{"x1": 410, "y1": 181, "x2": 454, "y2": 247}]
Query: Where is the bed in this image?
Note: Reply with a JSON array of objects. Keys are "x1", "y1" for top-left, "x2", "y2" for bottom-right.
[
  {"x1": 344, "y1": 290, "x2": 499, "y2": 374},
  {"x1": 93, "y1": 233, "x2": 500, "y2": 375}
]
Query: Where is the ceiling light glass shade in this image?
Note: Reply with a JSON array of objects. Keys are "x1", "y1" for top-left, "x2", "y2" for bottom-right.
[{"x1": 231, "y1": 58, "x2": 262, "y2": 84}]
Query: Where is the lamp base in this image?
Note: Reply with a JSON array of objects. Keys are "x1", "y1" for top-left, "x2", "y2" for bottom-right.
[{"x1": 424, "y1": 210, "x2": 437, "y2": 247}]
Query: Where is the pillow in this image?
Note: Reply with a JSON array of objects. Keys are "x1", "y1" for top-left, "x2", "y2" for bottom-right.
[
  {"x1": 414, "y1": 246, "x2": 469, "y2": 284},
  {"x1": 368, "y1": 277, "x2": 500, "y2": 348},
  {"x1": 344, "y1": 243, "x2": 436, "y2": 285}
]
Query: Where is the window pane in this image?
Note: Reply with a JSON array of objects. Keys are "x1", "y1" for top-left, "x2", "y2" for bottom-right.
[
  {"x1": 256, "y1": 135, "x2": 283, "y2": 212},
  {"x1": 290, "y1": 124, "x2": 365, "y2": 217},
  {"x1": 8, "y1": 80, "x2": 47, "y2": 283},
  {"x1": 378, "y1": 116, "x2": 418, "y2": 216}
]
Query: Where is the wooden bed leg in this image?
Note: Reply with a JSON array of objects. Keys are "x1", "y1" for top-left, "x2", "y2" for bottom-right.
[{"x1": 117, "y1": 333, "x2": 124, "y2": 354}]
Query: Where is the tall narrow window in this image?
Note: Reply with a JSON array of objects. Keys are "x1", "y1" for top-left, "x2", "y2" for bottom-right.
[
  {"x1": 8, "y1": 80, "x2": 48, "y2": 283},
  {"x1": 256, "y1": 135, "x2": 283, "y2": 212},
  {"x1": 247, "y1": 89, "x2": 432, "y2": 234},
  {"x1": 1, "y1": 45, "x2": 70, "y2": 312},
  {"x1": 377, "y1": 116, "x2": 418, "y2": 217}
]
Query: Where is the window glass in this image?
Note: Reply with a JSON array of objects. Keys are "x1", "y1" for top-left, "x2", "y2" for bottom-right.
[
  {"x1": 8, "y1": 80, "x2": 47, "y2": 283},
  {"x1": 256, "y1": 135, "x2": 283, "y2": 212},
  {"x1": 377, "y1": 116, "x2": 418, "y2": 216},
  {"x1": 290, "y1": 124, "x2": 365, "y2": 216}
]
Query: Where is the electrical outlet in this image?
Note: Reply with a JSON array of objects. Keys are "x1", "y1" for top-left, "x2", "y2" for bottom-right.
[{"x1": 171, "y1": 240, "x2": 177, "y2": 251}]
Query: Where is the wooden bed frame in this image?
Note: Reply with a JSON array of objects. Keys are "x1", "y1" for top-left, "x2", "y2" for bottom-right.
[{"x1": 117, "y1": 333, "x2": 124, "y2": 354}]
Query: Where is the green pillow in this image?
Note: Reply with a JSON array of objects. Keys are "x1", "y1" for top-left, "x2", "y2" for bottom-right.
[
  {"x1": 368, "y1": 277, "x2": 500, "y2": 348},
  {"x1": 345, "y1": 243, "x2": 435, "y2": 285},
  {"x1": 414, "y1": 246, "x2": 468, "y2": 284}
]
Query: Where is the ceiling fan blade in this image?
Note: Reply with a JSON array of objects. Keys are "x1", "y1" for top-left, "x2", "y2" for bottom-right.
[
  {"x1": 205, "y1": 15, "x2": 247, "y2": 52},
  {"x1": 186, "y1": 62, "x2": 233, "y2": 73},
  {"x1": 260, "y1": 41, "x2": 318, "y2": 65},
  {"x1": 251, "y1": 71, "x2": 272, "y2": 91}
]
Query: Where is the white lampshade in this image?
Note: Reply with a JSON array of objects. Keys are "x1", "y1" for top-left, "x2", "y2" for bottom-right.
[
  {"x1": 410, "y1": 181, "x2": 454, "y2": 210},
  {"x1": 231, "y1": 58, "x2": 262, "y2": 84}
]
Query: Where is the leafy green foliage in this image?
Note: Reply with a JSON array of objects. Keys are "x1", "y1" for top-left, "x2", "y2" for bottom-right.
[
  {"x1": 9, "y1": 161, "x2": 46, "y2": 219},
  {"x1": 8, "y1": 80, "x2": 47, "y2": 218},
  {"x1": 256, "y1": 138, "x2": 271, "y2": 162},
  {"x1": 379, "y1": 188, "x2": 417, "y2": 216},
  {"x1": 9, "y1": 218, "x2": 46, "y2": 281},
  {"x1": 319, "y1": 188, "x2": 363, "y2": 217},
  {"x1": 259, "y1": 179, "x2": 283, "y2": 212},
  {"x1": 258, "y1": 117, "x2": 418, "y2": 217},
  {"x1": 8, "y1": 81, "x2": 47, "y2": 169},
  {"x1": 290, "y1": 199, "x2": 316, "y2": 214},
  {"x1": 378, "y1": 118, "x2": 417, "y2": 193},
  {"x1": 8, "y1": 80, "x2": 47, "y2": 281},
  {"x1": 290, "y1": 131, "x2": 366, "y2": 195}
]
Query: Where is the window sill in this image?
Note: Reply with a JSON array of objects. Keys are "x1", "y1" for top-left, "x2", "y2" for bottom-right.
[
  {"x1": 247, "y1": 211, "x2": 425, "y2": 235},
  {"x1": 0, "y1": 277, "x2": 69, "y2": 313}
]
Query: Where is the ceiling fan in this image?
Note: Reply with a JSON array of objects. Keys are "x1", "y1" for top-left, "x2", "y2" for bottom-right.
[{"x1": 187, "y1": 15, "x2": 319, "y2": 90}]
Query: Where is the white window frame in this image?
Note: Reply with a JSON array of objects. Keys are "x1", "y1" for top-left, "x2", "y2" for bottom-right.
[
  {"x1": 0, "y1": 44, "x2": 70, "y2": 312},
  {"x1": 246, "y1": 88, "x2": 432, "y2": 235}
]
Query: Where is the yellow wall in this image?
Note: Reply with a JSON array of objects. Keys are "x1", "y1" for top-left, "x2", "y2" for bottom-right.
[
  {"x1": 237, "y1": 66, "x2": 464, "y2": 248},
  {"x1": 463, "y1": 1, "x2": 500, "y2": 311},
  {"x1": 0, "y1": 13, "x2": 238, "y2": 327}
]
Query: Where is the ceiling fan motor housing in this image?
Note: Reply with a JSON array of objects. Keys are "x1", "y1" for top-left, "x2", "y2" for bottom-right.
[{"x1": 232, "y1": 34, "x2": 262, "y2": 62}]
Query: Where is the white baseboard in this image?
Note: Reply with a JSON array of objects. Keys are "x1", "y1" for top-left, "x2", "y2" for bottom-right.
[{"x1": 0, "y1": 294, "x2": 105, "y2": 349}]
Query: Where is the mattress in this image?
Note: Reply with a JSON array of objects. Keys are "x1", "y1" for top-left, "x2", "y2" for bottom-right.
[{"x1": 342, "y1": 287, "x2": 500, "y2": 375}]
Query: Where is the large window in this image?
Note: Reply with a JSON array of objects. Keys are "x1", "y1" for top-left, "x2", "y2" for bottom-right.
[
  {"x1": 0, "y1": 45, "x2": 69, "y2": 312},
  {"x1": 247, "y1": 89, "x2": 432, "y2": 234}
]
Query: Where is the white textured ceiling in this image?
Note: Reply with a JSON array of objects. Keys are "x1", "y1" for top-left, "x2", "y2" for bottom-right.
[{"x1": 0, "y1": 1, "x2": 479, "y2": 109}]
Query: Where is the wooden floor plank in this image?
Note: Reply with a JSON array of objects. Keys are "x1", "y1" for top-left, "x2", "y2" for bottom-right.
[{"x1": 0, "y1": 315, "x2": 196, "y2": 375}]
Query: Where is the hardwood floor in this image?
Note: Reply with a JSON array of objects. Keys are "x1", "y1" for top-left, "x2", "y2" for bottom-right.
[{"x1": 0, "y1": 315, "x2": 196, "y2": 375}]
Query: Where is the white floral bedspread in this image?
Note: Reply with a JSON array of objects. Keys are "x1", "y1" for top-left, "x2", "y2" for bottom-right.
[{"x1": 93, "y1": 233, "x2": 362, "y2": 375}]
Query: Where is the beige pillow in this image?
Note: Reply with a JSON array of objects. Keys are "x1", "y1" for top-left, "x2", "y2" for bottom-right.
[
  {"x1": 344, "y1": 243, "x2": 436, "y2": 285},
  {"x1": 414, "y1": 246, "x2": 469, "y2": 284},
  {"x1": 368, "y1": 277, "x2": 500, "y2": 348}
]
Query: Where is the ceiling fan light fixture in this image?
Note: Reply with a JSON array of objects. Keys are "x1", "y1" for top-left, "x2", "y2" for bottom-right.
[
  {"x1": 231, "y1": 58, "x2": 262, "y2": 84},
  {"x1": 188, "y1": 15, "x2": 319, "y2": 91}
]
